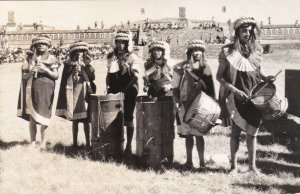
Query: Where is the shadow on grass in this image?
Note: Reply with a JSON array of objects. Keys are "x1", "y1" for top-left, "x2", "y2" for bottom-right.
[
  {"x1": 51, "y1": 142, "x2": 93, "y2": 159},
  {"x1": 0, "y1": 139, "x2": 29, "y2": 150},
  {"x1": 170, "y1": 161, "x2": 229, "y2": 174},
  {"x1": 261, "y1": 114, "x2": 300, "y2": 153},
  {"x1": 257, "y1": 150, "x2": 300, "y2": 164},
  {"x1": 50, "y1": 142, "x2": 150, "y2": 171},
  {"x1": 233, "y1": 183, "x2": 300, "y2": 193},
  {"x1": 256, "y1": 159, "x2": 300, "y2": 177}
]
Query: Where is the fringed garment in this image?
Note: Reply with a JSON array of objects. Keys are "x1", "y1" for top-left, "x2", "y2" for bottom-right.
[
  {"x1": 106, "y1": 52, "x2": 140, "y2": 123},
  {"x1": 56, "y1": 60, "x2": 95, "y2": 122},
  {"x1": 17, "y1": 54, "x2": 58, "y2": 126},
  {"x1": 218, "y1": 43, "x2": 263, "y2": 135},
  {"x1": 144, "y1": 58, "x2": 175, "y2": 98}
]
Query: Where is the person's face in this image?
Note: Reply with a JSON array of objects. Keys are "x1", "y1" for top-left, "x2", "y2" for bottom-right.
[
  {"x1": 115, "y1": 40, "x2": 127, "y2": 51},
  {"x1": 152, "y1": 47, "x2": 163, "y2": 60},
  {"x1": 238, "y1": 25, "x2": 252, "y2": 43},
  {"x1": 74, "y1": 50, "x2": 84, "y2": 60},
  {"x1": 36, "y1": 43, "x2": 48, "y2": 52},
  {"x1": 191, "y1": 48, "x2": 203, "y2": 61}
]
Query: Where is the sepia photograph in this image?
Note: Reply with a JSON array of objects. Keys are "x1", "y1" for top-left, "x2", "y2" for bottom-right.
[{"x1": 0, "y1": 0, "x2": 300, "y2": 193}]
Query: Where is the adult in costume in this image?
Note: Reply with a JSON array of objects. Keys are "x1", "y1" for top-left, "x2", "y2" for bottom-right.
[
  {"x1": 216, "y1": 17, "x2": 275, "y2": 174},
  {"x1": 172, "y1": 40, "x2": 215, "y2": 169},
  {"x1": 143, "y1": 40, "x2": 175, "y2": 98},
  {"x1": 56, "y1": 41, "x2": 96, "y2": 147},
  {"x1": 106, "y1": 31, "x2": 140, "y2": 156},
  {"x1": 17, "y1": 35, "x2": 59, "y2": 149}
]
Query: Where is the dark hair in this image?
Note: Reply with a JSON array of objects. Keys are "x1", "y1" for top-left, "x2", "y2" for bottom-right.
[
  {"x1": 234, "y1": 24, "x2": 257, "y2": 41},
  {"x1": 150, "y1": 47, "x2": 165, "y2": 61},
  {"x1": 114, "y1": 40, "x2": 129, "y2": 53},
  {"x1": 186, "y1": 47, "x2": 205, "y2": 60},
  {"x1": 234, "y1": 23, "x2": 259, "y2": 54},
  {"x1": 70, "y1": 50, "x2": 89, "y2": 61}
]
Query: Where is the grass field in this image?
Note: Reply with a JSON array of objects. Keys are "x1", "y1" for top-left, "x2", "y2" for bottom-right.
[{"x1": 0, "y1": 49, "x2": 300, "y2": 194}]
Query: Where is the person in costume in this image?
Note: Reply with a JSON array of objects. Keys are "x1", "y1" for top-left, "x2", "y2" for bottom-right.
[
  {"x1": 17, "y1": 35, "x2": 59, "y2": 149},
  {"x1": 216, "y1": 17, "x2": 275, "y2": 174},
  {"x1": 56, "y1": 41, "x2": 96, "y2": 148},
  {"x1": 106, "y1": 30, "x2": 140, "y2": 156},
  {"x1": 143, "y1": 40, "x2": 176, "y2": 164},
  {"x1": 172, "y1": 40, "x2": 215, "y2": 170},
  {"x1": 143, "y1": 40, "x2": 175, "y2": 98}
]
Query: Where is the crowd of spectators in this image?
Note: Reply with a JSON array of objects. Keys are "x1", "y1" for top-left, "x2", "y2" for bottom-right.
[
  {"x1": 142, "y1": 22, "x2": 187, "y2": 33},
  {"x1": 0, "y1": 44, "x2": 113, "y2": 65},
  {"x1": 192, "y1": 22, "x2": 223, "y2": 32},
  {"x1": 0, "y1": 48, "x2": 25, "y2": 64}
]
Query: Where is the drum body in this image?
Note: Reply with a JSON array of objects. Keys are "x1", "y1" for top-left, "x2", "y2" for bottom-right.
[
  {"x1": 90, "y1": 93, "x2": 124, "y2": 159},
  {"x1": 185, "y1": 92, "x2": 221, "y2": 134},
  {"x1": 136, "y1": 96, "x2": 175, "y2": 170},
  {"x1": 250, "y1": 82, "x2": 288, "y2": 120}
]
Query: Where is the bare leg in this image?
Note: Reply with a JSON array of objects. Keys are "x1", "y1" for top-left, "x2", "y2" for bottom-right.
[
  {"x1": 29, "y1": 116, "x2": 37, "y2": 142},
  {"x1": 185, "y1": 135, "x2": 194, "y2": 167},
  {"x1": 196, "y1": 136, "x2": 205, "y2": 168},
  {"x1": 40, "y1": 125, "x2": 48, "y2": 144},
  {"x1": 72, "y1": 121, "x2": 79, "y2": 147},
  {"x1": 247, "y1": 135, "x2": 259, "y2": 173},
  {"x1": 230, "y1": 125, "x2": 241, "y2": 172},
  {"x1": 125, "y1": 126, "x2": 134, "y2": 155},
  {"x1": 83, "y1": 122, "x2": 90, "y2": 147}
]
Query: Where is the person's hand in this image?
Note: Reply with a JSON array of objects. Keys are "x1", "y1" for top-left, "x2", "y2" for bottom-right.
[
  {"x1": 31, "y1": 66, "x2": 38, "y2": 74},
  {"x1": 234, "y1": 89, "x2": 249, "y2": 103},
  {"x1": 265, "y1": 75, "x2": 276, "y2": 82},
  {"x1": 78, "y1": 60, "x2": 85, "y2": 67},
  {"x1": 36, "y1": 63, "x2": 48, "y2": 73},
  {"x1": 162, "y1": 84, "x2": 172, "y2": 92}
]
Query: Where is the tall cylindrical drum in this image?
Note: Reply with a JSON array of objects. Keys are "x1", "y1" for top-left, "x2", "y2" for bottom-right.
[
  {"x1": 90, "y1": 93, "x2": 124, "y2": 159},
  {"x1": 136, "y1": 96, "x2": 175, "y2": 170}
]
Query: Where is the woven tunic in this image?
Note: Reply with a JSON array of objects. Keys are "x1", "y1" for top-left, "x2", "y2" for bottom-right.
[{"x1": 17, "y1": 54, "x2": 58, "y2": 126}]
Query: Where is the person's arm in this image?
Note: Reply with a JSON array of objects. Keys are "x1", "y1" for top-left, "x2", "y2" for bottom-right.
[
  {"x1": 171, "y1": 68, "x2": 181, "y2": 106},
  {"x1": 216, "y1": 51, "x2": 248, "y2": 101},
  {"x1": 216, "y1": 52, "x2": 237, "y2": 93},
  {"x1": 122, "y1": 55, "x2": 139, "y2": 92},
  {"x1": 36, "y1": 62, "x2": 59, "y2": 80}
]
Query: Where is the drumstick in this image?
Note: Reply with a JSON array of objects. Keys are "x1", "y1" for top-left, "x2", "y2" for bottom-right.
[
  {"x1": 251, "y1": 70, "x2": 282, "y2": 99},
  {"x1": 274, "y1": 70, "x2": 282, "y2": 78}
]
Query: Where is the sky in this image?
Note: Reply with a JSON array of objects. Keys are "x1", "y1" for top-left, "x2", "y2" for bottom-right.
[{"x1": 0, "y1": 0, "x2": 299, "y2": 30}]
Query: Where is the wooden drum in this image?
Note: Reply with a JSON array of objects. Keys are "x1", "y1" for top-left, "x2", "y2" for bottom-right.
[
  {"x1": 250, "y1": 82, "x2": 288, "y2": 120},
  {"x1": 90, "y1": 93, "x2": 124, "y2": 159},
  {"x1": 136, "y1": 96, "x2": 175, "y2": 170},
  {"x1": 184, "y1": 91, "x2": 221, "y2": 134}
]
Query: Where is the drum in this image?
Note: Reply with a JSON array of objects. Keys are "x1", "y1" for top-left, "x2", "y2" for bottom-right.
[
  {"x1": 136, "y1": 96, "x2": 175, "y2": 170},
  {"x1": 184, "y1": 91, "x2": 221, "y2": 134},
  {"x1": 90, "y1": 93, "x2": 124, "y2": 159},
  {"x1": 250, "y1": 82, "x2": 288, "y2": 120}
]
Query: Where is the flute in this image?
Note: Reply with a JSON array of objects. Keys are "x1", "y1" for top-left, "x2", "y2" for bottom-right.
[
  {"x1": 32, "y1": 48, "x2": 39, "y2": 78},
  {"x1": 75, "y1": 54, "x2": 83, "y2": 81}
]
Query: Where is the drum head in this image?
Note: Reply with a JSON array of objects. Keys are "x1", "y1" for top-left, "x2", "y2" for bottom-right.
[{"x1": 251, "y1": 82, "x2": 276, "y2": 105}]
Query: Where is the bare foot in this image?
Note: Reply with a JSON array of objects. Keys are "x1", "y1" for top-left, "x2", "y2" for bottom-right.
[
  {"x1": 228, "y1": 168, "x2": 238, "y2": 175},
  {"x1": 247, "y1": 168, "x2": 262, "y2": 176},
  {"x1": 29, "y1": 141, "x2": 38, "y2": 149},
  {"x1": 184, "y1": 162, "x2": 195, "y2": 171}
]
